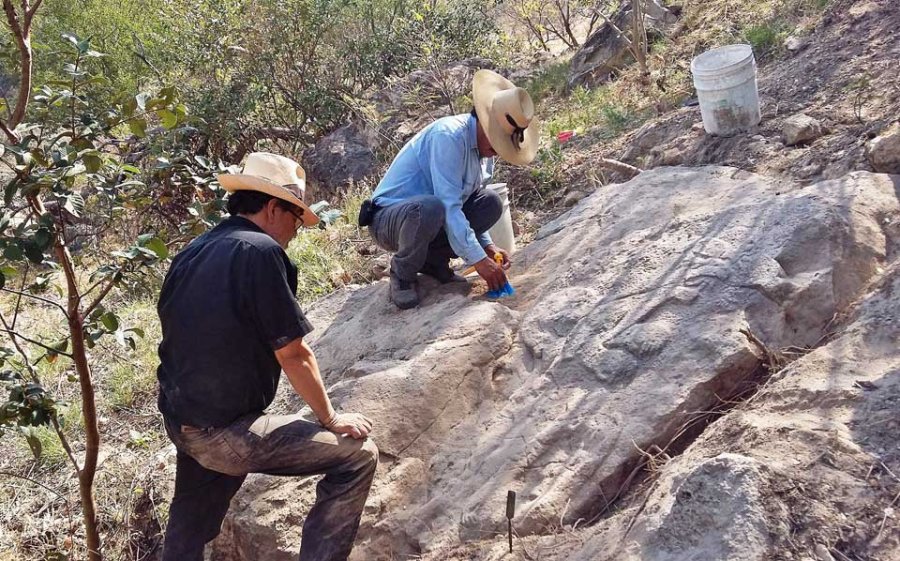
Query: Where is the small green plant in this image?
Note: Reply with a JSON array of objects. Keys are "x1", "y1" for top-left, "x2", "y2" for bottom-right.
[
  {"x1": 843, "y1": 73, "x2": 872, "y2": 92},
  {"x1": 107, "y1": 362, "x2": 151, "y2": 410},
  {"x1": 796, "y1": 0, "x2": 831, "y2": 12},
  {"x1": 1, "y1": 370, "x2": 61, "y2": 455},
  {"x1": 743, "y1": 20, "x2": 789, "y2": 57},
  {"x1": 30, "y1": 425, "x2": 70, "y2": 468},
  {"x1": 340, "y1": 186, "x2": 372, "y2": 231},
  {"x1": 127, "y1": 429, "x2": 152, "y2": 449},
  {"x1": 602, "y1": 104, "x2": 636, "y2": 136},
  {"x1": 529, "y1": 143, "x2": 566, "y2": 194},
  {"x1": 649, "y1": 34, "x2": 669, "y2": 56},
  {"x1": 542, "y1": 83, "x2": 645, "y2": 141},
  {"x1": 102, "y1": 300, "x2": 161, "y2": 410},
  {"x1": 7, "y1": 396, "x2": 82, "y2": 468}
]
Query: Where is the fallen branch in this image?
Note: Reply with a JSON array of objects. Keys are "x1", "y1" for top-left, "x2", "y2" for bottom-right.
[
  {"x1": 599, "y1": 157, "x2": 642, "y2": 177},
  {"x1": 0, "y1": 470, "x2": 69, "y2": 502},
  {"x1": 739, "y1": 327, "x2": 784, "y2": 371}
]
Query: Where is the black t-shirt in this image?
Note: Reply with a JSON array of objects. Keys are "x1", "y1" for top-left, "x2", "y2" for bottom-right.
[{"x1": 156, "y1": 216, "x2": 313, "y2": 427}]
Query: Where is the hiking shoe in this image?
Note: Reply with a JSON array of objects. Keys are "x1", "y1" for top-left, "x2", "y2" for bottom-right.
[
  {"x1": 390, "y1": 274, "x2": 419, "y2": 309},
  {"x1": 419, "y1": 262, "x2": 468, "y2": 284}
]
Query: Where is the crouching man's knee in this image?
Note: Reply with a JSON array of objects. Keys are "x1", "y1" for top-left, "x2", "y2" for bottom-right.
[
  {"x1": 356, "y1": 438, "x2": 379, "y2": 477},
  {"x1": 484, "y1": 189, "x2": 503, "y2": 225},
  {"x1": 363, "y1": 438, "x2": 379, "y2": 465}
]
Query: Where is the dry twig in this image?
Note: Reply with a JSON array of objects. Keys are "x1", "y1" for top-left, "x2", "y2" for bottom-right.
[{"x1": 599, "y1": 157, "x2": 642, "y2": 177}]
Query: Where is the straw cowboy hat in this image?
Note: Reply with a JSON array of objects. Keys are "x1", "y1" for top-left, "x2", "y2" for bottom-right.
[
  {"x1": 218, "y1": 152, "x2": 319, "y2": 227},
  {"x1": 473, "y1": 69, "x2": 540, "y2": 166}
]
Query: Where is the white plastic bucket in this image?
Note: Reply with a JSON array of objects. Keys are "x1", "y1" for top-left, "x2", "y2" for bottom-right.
[
  {"x1": 691, "y1": 44, "x2": 761, "y2": 136},
  {"x1": 486, "y1": 183, "x2": 515, "y2": 254}
]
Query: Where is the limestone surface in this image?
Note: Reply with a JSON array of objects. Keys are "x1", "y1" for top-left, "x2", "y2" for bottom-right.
[{"x1": 209, "y1": 167, "x2": 900, "y2": 560}]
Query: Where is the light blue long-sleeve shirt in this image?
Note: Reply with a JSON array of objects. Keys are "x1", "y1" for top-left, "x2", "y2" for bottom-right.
[{"x1": 372, "y1": 113, "x2": 495, "y2": 265}]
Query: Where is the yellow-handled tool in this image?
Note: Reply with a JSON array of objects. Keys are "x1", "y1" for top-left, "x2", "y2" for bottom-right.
[{"x1": 462, "y1": 251, "x2": 505, "y2": 277}]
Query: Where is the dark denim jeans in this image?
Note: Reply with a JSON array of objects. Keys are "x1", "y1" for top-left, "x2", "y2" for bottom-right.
[
  {"x1": 161, "y1": 412, "x2": 378, "y2": 561},
  {"x1": 369, "y1": 187, "x2": 502, "y2": 282}
]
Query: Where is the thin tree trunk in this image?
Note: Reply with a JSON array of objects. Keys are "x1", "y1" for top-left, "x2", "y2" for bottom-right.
[
  {"x1": 560, "y1": 1, "x2": 580, "y2": 48},
  {"x1": 1, "y1": 0, "x2": 42, "y2": 140},
  {"x1": 521, "y1": 15, "x2": 550, "y2": 52},
  {"x1": 30, "y1": 194, "x2": 103, "y2": 560},
  {"x1": 630, "y1": 0, "x2": 649, "y2": 76},
  {"x1": 8, "y1": 0, "x2": 102, "y2": 555},
  {"x1": 68, "y1": 305, "x2": 102, "y2": 561}
]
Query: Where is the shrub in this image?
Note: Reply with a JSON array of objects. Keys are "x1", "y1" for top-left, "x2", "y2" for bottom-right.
[{"x1": 743, "y1": 20, "x2": 789, "y2": 58}]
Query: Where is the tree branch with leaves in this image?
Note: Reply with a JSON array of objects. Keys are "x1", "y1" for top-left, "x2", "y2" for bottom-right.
[{"x1": 0, "y1": 15, "x2": 222, "y2": 559}]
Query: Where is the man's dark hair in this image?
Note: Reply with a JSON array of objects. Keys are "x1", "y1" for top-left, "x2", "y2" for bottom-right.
[
  {"x1": 226, "y1": 190, "x2": 296, "y2": 216},
  {"x1": 470, "y1": 107, "x2": 478, "y2": 120},
  {"x1": 226, "y1": 190, "x2": 273, "y2": 215}
]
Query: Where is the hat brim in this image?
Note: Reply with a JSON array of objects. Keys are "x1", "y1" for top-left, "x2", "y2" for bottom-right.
[
  {"x1": 484, "y1": 113, "x2": 540, "y2": 166},
  {"x1": 473, "y1": 71, "x2": 540, "y2": 166},
  {"x1": 218, "y1": 174, "x2": 320, "y2": 227}
]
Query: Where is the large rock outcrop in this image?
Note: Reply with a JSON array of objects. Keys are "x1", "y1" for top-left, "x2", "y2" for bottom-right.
[
  {"x1": 302, "y1": 123, "x2": 380, "y2": 196},
  {"x1": 533, "y1": 238, "x2": 900, "y2": 561},
  {"x1": 867, "y1": 121, "x2": 900, "y2": 174},
  {"x1": 569, "y1": 0, "x2": 676, "y2": 87},
  {"x1": 209, "y1": 167, "x2": 900, "y2": 560}
]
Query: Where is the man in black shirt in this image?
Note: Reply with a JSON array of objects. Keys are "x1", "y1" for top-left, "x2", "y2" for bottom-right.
[{"x1": 156, "y1": 152, "x2": 377, "y2": 561}]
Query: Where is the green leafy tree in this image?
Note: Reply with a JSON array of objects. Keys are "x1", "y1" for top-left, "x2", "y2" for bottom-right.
[
  {"x1": 161, "y1": 0, "x2": 500, "y2": 159},
  {"x1": 3, "y1": 0, "x2": 504, "y2": 164},
  {"x1": 0, "y1": 4, "x2": 224, "y2": 558}
]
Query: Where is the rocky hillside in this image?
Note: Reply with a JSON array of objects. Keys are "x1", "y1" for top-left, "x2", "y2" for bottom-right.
[
  {"x1": 569, "y1": 0, "x2": 900, "y2": 187},
  {"x1": 198, "y1": 165, "x2": 899, "y2": 561},
  {"x1": 192, "y1": 2, "x2": 900, "y2": 558},
  {"x1": 303, "y1": 0, "x2": 900, "y2": 220},
  {"x1": 3, "y1": 1, "x2": 899, "y2": 560}
]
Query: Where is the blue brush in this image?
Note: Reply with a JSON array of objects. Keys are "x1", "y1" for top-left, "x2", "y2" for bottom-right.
[{"x1": 487, "y1": 280, "x2": 515, "y2": 299}]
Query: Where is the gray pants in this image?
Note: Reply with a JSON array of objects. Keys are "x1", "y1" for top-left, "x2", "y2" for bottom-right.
[
  {"x1": 161, "y1": 413, "x2": 378, "y2": 561},
  {"x1": 369, "y1": 188, "x2": 502, "y2": 282}
]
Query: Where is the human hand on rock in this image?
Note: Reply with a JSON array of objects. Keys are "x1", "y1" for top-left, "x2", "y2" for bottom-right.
[{"x1": 322, "y1": 412, "x2": 373, "y2": 439}]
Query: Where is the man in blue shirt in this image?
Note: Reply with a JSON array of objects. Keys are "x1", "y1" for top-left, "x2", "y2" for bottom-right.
[{"x1": 364, "y1": 70, "x2": 540, "y2": 309}]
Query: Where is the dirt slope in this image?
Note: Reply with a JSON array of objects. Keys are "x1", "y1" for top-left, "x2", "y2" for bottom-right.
[{"x1": 591, "y1": 0, "x2": 900, "y2": 185}]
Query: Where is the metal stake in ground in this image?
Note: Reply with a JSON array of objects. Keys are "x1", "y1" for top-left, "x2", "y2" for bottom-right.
[{"x1": 506, "y1": 490, "x2": 516, "y2": 553}]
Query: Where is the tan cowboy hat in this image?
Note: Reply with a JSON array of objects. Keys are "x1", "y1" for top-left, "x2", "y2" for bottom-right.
[
  {"x1": 218, "y1": 152, "x2": 319, "y2": 227},
  {"x1": 473, "y1": 70, "x2": 540, "y2": 166}
]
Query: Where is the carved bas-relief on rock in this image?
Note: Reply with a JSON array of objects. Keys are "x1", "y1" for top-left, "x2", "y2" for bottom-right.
[{"x1": 208, "y1": 167, "x2": 900, "y2": 561}]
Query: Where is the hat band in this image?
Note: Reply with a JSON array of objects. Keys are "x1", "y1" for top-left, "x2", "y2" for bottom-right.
[
  {"x1": 280, "y1": 183, "x2": 305, "y2": 200},
  {"x1": 505, "y1": 114, "x2": 526, "y2": 151}
]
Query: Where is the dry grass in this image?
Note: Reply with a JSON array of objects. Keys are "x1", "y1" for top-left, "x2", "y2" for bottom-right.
[{"x1": 287, "y1": 183, "x2": 383, "y2": 303}]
